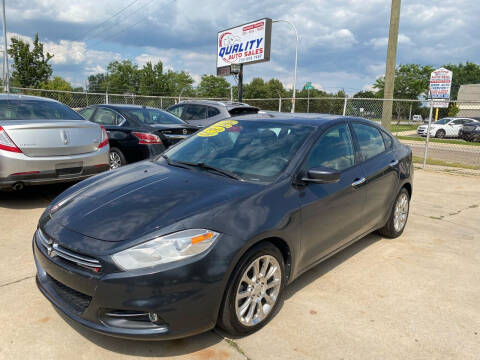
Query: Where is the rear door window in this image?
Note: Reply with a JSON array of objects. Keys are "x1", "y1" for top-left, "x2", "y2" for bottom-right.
[
  {"x1": 381, "y1": 131, "x2": 393, "y2": 149},
  {"x1": 207, "y1": 106, "x2": 220, "y2": 118},
  {"x1": 183, "y1": 105, "x2": 207, "y2": 121},
  {"x1": 352, "y1": 123, "x2": 386, "y2": 161},
  {"x1": 78, "y1": 108, "x2": 94, "y2": 120},
  {"x1": 91, "y1": 108, "x2": 118, "y2": 126},
  {"x1": 168, "y1": 105, "x2": 185, "y2": 119}
]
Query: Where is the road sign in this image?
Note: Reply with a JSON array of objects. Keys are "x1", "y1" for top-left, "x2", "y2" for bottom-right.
[
  {"x1": 304, "y1": 81, "x2": 313, "y2": 90},
  {"x1": 217, "y1": 18, "x2": 272, "y2": 76},
  {"x1": 429, "y1": 67, "x2": 452, "y2": 108}
]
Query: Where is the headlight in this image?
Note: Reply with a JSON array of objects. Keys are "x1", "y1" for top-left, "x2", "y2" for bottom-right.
[{"x1": 112, "y1": 229, "x2": 219, "y2": 270}]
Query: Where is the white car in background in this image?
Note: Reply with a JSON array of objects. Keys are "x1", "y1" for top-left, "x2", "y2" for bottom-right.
[{"x1": 417, "y1": 117, "x2": 479, "y2": 138}]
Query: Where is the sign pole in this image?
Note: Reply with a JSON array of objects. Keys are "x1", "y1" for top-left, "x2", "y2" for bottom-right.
[
  {"x1": 307, "y1": 88, "x2": 310, "y2": 113},
  {"x1": 423, "y1": 101, "x2": 434, "y2": 169},
  {"x1": 435, "y1": 108, "x2": 439, "y2": 122},
  {"x1": 237, "y1": 64, "x2": 243, "y2": 103}
]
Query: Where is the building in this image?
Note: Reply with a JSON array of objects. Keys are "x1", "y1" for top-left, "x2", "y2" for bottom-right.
[{"x1": 457, "y1": 84, "x2": 480, "y2": 117}]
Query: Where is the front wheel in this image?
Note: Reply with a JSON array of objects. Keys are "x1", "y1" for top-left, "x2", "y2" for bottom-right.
[
  {"x1": 378, "y1": 188, "x2": 410, "y2": 238},
  {"x1": 218, "y1": 243, "x2": 285, "y2": 336},
  {"x1": 435, "y1": 129, "x2": 446, "y2": 138}
]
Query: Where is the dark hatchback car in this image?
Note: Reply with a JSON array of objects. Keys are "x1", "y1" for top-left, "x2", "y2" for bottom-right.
[
  {"x1": 33, "y1": 115, "x2": 413, "y2": 340},
  {"x1": 78, "y1": 104, "x2": 199, "y2": 169},
  {"x1": 459, "y1": 118, "x2": 480, "y2": 142}
]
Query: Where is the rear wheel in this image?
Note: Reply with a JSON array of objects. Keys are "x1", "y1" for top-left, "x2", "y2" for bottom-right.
[
  {"x1": 378, "y1": 188, "x2": 410, "y2": 238},
  {"x1": 435, "y1": 129, "x2": 446, "y2": 138},
  {"x1": 109, "y1": 147, "x2": 126, "y2": 169},
  {"x1": 218, "y1": 243, "x2": 285, "y2": 336}
]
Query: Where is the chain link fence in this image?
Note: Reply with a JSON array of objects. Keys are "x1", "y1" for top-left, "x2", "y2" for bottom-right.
[{"x1": 10, "y1": 87, "x2": 480, "y2": 174}]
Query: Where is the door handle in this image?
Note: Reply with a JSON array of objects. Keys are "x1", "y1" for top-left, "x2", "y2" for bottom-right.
[
  {"x1": 389, "y1": 159, "x2": 399, "y2": 167},
  {"x1": 351, "y1": 177, "x2": 366, "y2": 187}
]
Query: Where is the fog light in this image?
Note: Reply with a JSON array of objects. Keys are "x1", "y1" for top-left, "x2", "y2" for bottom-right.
[{"x1": 149, "y1": 312, "x2": 160, "y2": 323}]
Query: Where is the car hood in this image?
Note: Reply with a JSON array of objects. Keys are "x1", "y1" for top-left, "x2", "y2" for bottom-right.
[{"x1": 49, "y1": 161, "x2": 259, "y2": 242}]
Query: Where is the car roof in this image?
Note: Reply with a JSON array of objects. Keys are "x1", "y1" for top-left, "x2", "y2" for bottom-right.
[
  {"x1": 88, "y1": 103, "x2": 164, "y2": 111},
  {"x1": 231, "y1": 113, "x2": 372, "y2": 127},
  {"x1": 174, "y1": 99, "x2": 258, "y2": 110},
  {"x1": 0, "y1": 93, "x2": 58, "y2": 102}
]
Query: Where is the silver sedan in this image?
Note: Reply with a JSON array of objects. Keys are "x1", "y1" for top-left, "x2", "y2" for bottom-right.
[{"x1": 0, "y1": 94, "x2": 109, "y2": 190}]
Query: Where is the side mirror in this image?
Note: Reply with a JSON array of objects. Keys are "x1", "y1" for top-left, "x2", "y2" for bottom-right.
[{"x1": 302, "y1": 166, "x2": 340, "y2": 184}]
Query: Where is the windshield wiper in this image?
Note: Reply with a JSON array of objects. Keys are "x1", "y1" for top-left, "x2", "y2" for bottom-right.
[
  {"x1": 175, "y1": 160, "x2": 243, "y2": 181},
  {"x1": 161, "y1": 154, "x2": 189, "y2": 169}
]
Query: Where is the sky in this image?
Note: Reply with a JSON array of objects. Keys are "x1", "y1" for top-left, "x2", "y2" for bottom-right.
[{"x1": 2, "y1": 0, "x2": 479, "y2": 94}]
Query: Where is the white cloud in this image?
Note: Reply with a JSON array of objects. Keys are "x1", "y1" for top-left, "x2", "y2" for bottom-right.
[{"x1": 368, "y1": 34, "x2": 413, "y2": 49}]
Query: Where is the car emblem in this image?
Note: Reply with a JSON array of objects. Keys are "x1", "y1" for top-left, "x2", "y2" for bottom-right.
[
  {"x1": 182, "y1": 129, "x2": 188, "y2": 135},
  {"x1": 46, "y1": 239, "x2": 55, "y2": 257},
  {"x1": 60, "y1": 130, "x2": 71, "y2": 145}
]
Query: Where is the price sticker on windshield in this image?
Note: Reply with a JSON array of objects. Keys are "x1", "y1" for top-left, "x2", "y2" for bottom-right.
[{"x1": 198, "y1": 120, "x2": 238, "y2": 137}]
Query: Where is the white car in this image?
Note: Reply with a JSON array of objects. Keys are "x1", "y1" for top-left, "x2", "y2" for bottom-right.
[
  {"x1": 417, "y1": 117, "x2": 479, "y2": 138},
  {"x1": 412, "y1": 114, "x2": 423, "y2": 122}
]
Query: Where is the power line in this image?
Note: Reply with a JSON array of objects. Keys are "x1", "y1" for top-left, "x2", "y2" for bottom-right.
[
  {"x1": 87, "y1": 0, "x2": 170, "y2": 49},
  {"x1": 74, "y1": 0, "x2": 141, "y2": 42}
]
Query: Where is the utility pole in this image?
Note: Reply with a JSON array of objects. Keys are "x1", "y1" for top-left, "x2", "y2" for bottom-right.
[
  {"x1": 2, "y1": 0, "x2": 9, "y2": 93},
  {"x1": 381, "y1": 0, "x2": 401, "y2": 131},
  {"x1": 237, "y1": 64, "x2": 243, "y2": 103}
]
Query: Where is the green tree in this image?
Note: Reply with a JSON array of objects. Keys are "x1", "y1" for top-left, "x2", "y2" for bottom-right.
[
  {"x1": 373, "y1": 64, "x2": 434, "y2": 99},
  {"x1": 41, "y1": 76, "x2": 73, "y2": 91},
  {"x1": 373, "y1": 64, "x2": 434, "y2": 120},
  {"x1": 443, "y1": 62, "x2": 480, "y2": 100},
  {"x1": 87, "y1": 73, "x2": 108, "y2": 93},
  {"x1": 40, "y1": 76, "x2": 74, "y2": 104},
  {"x1": 106, "y1": 60, "x2": 140, "y2": 94},
  {"x1": 197, "y1": 75, "x2": 230, "y2": 98},
  {"x1": 8, "y1": 33, "x2": 53, "y2": 88},
  {"x1": 353, "y1": 90, "x2": 378, "y2": 98},
  {"x1": 164, "y1": 70, "x2": 195, "y2": 97},
  {"x1": 138, "y1": 61, "x2": 165, "y2": 95}
]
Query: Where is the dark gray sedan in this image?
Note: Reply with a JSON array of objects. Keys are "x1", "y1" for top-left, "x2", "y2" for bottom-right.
[{"x1": 34, "y1": 115, "x2": 413, "y2": 339}]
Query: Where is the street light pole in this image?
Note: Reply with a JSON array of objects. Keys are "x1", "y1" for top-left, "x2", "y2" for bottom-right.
[
  {"x1": 273, "y1": 19, "x2": 298, "y2": 113},
  {"x1": 2, "y1": 0, "x2": 9, "y2": 93},
  {"x1": 178, "y1": 87, "x2": 186, "y2": 102},
  {"x1": 275, "y1": 89, "x2": 282, "y2": 112}
]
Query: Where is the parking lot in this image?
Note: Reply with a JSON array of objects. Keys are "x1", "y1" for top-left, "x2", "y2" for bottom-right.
[{"x1": 0, "y1": 168, "x2": 479, "y2": 359}]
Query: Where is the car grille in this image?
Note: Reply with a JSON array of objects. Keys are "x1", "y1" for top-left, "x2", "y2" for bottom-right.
[
  {"x1": 36, "y1": 229, "x2": 102, "y2": 272},
  {"x1": 47, "y1": 274, "x2": 92, "y2": 314}
]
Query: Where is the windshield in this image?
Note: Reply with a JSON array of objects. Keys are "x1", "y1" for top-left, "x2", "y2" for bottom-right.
[
  {"x1": 0, "y1": 100, "x2": 84, "y2": 120},
  {"x1": 435, "y1": 118, "x2": 452, "y2": 125},
  {"x1": 120, "y1": 108, "x2": 185, "y2": 125},
  {"x1": 163, "y1": 120, "x2": 313, "y2": 183}
]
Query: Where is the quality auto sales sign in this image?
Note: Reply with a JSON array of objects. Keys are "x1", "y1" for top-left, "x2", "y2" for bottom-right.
[{"x1": 217, "y1": 18, "x2": 272, "y2": 72}]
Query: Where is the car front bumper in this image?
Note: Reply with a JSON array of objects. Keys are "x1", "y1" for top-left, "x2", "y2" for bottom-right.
[
  {"x1": 0, "y1": 147, "x2": 109, "y2": 189},
  {"x1": 33, "y1": 230, "x2": 227, "y2": 340}
]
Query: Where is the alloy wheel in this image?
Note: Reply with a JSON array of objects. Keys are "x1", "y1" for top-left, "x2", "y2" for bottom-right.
[
  {"x1": 234, "y1": 255, "x2": 282, "y2": 327},
  {"x1": 109, "y1": 152, "x2": 122, "y2": 169},
  {"x1": 393, "y1": 192, "x2": 409, "y2": 232}
]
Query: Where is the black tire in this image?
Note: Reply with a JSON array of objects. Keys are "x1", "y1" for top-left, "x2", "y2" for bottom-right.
[
  {"x1": 435, "y1": 129, "x2": 446, "y2": 138},
  {"x1": 109, "y1": 147, "x2": 126, "y2": 169},
  {"x1": 378, "y1": 188, "x2": 410, "y2": 238},
  {"x1": 217, "y1": 242, "x2": 285, "y2": 336}
]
